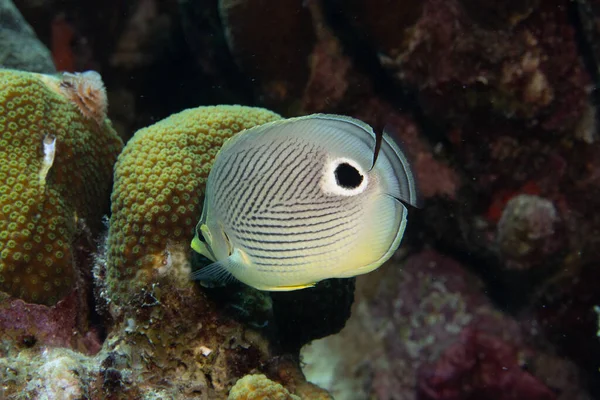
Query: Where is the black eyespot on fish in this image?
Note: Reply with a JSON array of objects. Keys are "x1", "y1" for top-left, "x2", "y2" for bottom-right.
[{"x1": 334, "y1": 162, "x2": 363, "y2": 189}]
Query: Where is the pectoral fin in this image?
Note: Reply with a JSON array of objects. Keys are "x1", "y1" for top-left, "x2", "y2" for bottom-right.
[{"x1": 190, "y1": 248, "x2": 248, "y2": 285}]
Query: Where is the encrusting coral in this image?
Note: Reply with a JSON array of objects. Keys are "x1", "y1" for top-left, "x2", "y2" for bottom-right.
[
  {"x1": 0, "y1": 102, "x2": 333, "y2": 399},
  {"x1": 496, "y1": 194, "x2": 563, "y2": 269},
  {"x1": 228, "y1": 374, "x2": 300, "y2": 400},
  {"x1": 0, "y1": 68, "x2": 123, "y2": 305},
  {"x1": 105, "y1": 105, "x2": 281, "y2": 308}
]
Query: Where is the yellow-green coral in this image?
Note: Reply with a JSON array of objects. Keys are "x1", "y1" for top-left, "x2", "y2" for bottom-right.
[
  {"x1": 107, "y1": 105, "x2": 281, "y2": 301},
  {"x1": 0, "y1": 69, "x2": 123, "y2": 305},
  {"x1": 228, "y1": 374, "x2": 300, "y2": 400}
]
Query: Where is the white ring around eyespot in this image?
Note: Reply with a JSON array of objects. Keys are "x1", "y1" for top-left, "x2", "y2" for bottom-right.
[{"x1": 320, "y1": 157, "x2": 369, "y2": 196}]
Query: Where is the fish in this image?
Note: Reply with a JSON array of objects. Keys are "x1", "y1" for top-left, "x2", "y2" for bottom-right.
[{"x1": 190, "y1": 113, "x2": 420, "y2": 291}]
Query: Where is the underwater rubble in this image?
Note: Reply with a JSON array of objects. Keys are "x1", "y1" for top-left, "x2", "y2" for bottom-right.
[{"x1": 1, "y1": 0, "x2": 600, "y2": 398}]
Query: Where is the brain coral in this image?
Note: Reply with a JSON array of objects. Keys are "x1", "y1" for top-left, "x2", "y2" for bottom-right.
[
  {"x1": 228, "y1": 374, "x2": 300, "y2": 400},
  {"x1": 0, "y1": 69, "x2": 123, "y2": 305},
  {"x1": 106, "y1": 105, "x2": 281, "y2": 302}
]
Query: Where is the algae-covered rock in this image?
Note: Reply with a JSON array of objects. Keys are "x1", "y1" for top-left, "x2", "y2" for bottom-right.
[{"x1": 0, "y1": 0, "x2": 56, "y2": 73}]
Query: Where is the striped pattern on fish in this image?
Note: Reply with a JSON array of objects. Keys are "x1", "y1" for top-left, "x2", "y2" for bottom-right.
[{"x1": 191, "y1": 114, "x2": 419, "y2": 291}]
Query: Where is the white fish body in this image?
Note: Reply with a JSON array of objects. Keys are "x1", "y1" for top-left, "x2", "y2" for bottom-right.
[{"x1": 191, "y1": 114, "x2": 419, "y2": 291}]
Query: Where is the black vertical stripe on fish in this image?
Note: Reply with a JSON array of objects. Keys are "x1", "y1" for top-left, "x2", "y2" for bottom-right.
[
  {"x1": 371, "y1": 125, "x2": 383, "y2": 170},
  {"x1": 379, "y1": 134, "x2": 420, "y2": 207}
]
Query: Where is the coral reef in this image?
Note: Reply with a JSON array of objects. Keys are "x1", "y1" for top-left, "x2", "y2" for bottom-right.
[
  {"x1": 347, "y1": 0, "x2": 590, "y2": 133},
  {"x1": 105, "y1": 105, "x2": 281, "y2": 309},
  {"x1": 301, "y1": 250, "x2": 591, "y2": 399},
  {"x1": 0, "y1": 291, "x2": 102, "y2": 356},
  {"x1": 496, "y1": 194, "x2": 563, "y2": 269},
  {"x1": 1, "y1": 104, "x2": 333, "y2": 399},
  {"x1": 0, "y1": 0, "x2": 56, "y2": 73},
  {"x1": 0, "y1": 69, "x2": 122, "y2": 305},
  {"x1": 228, "y1": 374, "x2": 300, "y2": 400},
  {"x1": 417, "y1": 328, "x2": 557, "y2": 400},
  {"x1": 4, "y1": 0, "x2": 600, "y2": 397}
]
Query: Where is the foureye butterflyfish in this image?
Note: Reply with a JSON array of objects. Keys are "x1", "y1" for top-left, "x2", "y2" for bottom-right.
[{"x1": 190, "y1": 114, "x2": 420, "y2": 291}]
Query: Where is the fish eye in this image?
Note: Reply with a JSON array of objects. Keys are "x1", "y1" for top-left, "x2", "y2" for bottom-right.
[
  {"x1": 196, "y1": 224, "x2": 206, "y2": 242},
  {"x1": 334, "y1": 162, "x2": 364, "y2": 189}
]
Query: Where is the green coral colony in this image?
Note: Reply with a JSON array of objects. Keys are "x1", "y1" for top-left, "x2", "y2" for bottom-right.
[
  {"x1": 106, "y1": 105, "x2": 282, "y2": 303},
  {"x1": 0, "y1": 69, "x2": 122, "y2": 305},
  {"x1": 0, "y1": 67, "x2": 416, "y2": 306},
  {"x1": 0, "y1": 67, "x2": 410, "y2": 398}
]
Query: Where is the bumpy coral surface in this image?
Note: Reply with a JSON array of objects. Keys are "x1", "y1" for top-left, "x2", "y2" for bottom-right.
[
  {"x1": 228, "y1": 374, "x2": 300, "y2": 400},
  {"x1": 497, "y1": 194, "x2": 562, "y2": 268},
  {"x1": 107, "y1": 105, "x2": 281, "y2": 304},
  {"x1": 0, "y1": 69, "x2": 122, "y2": 305},
  {"x1": 418, "y1": 328, "x2": 557, "y2": 400},
  {"x1": 301, "y1": 250, "x2": 590, "y2": 399}
]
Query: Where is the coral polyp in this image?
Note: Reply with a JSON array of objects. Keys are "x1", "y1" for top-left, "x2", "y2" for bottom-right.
[
  {"x1": 0, "y1": 69, "x2": 123, "y2": 305},
  {"x1": 106, "y1": 105, "x2": 281, "y2": 307}
]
